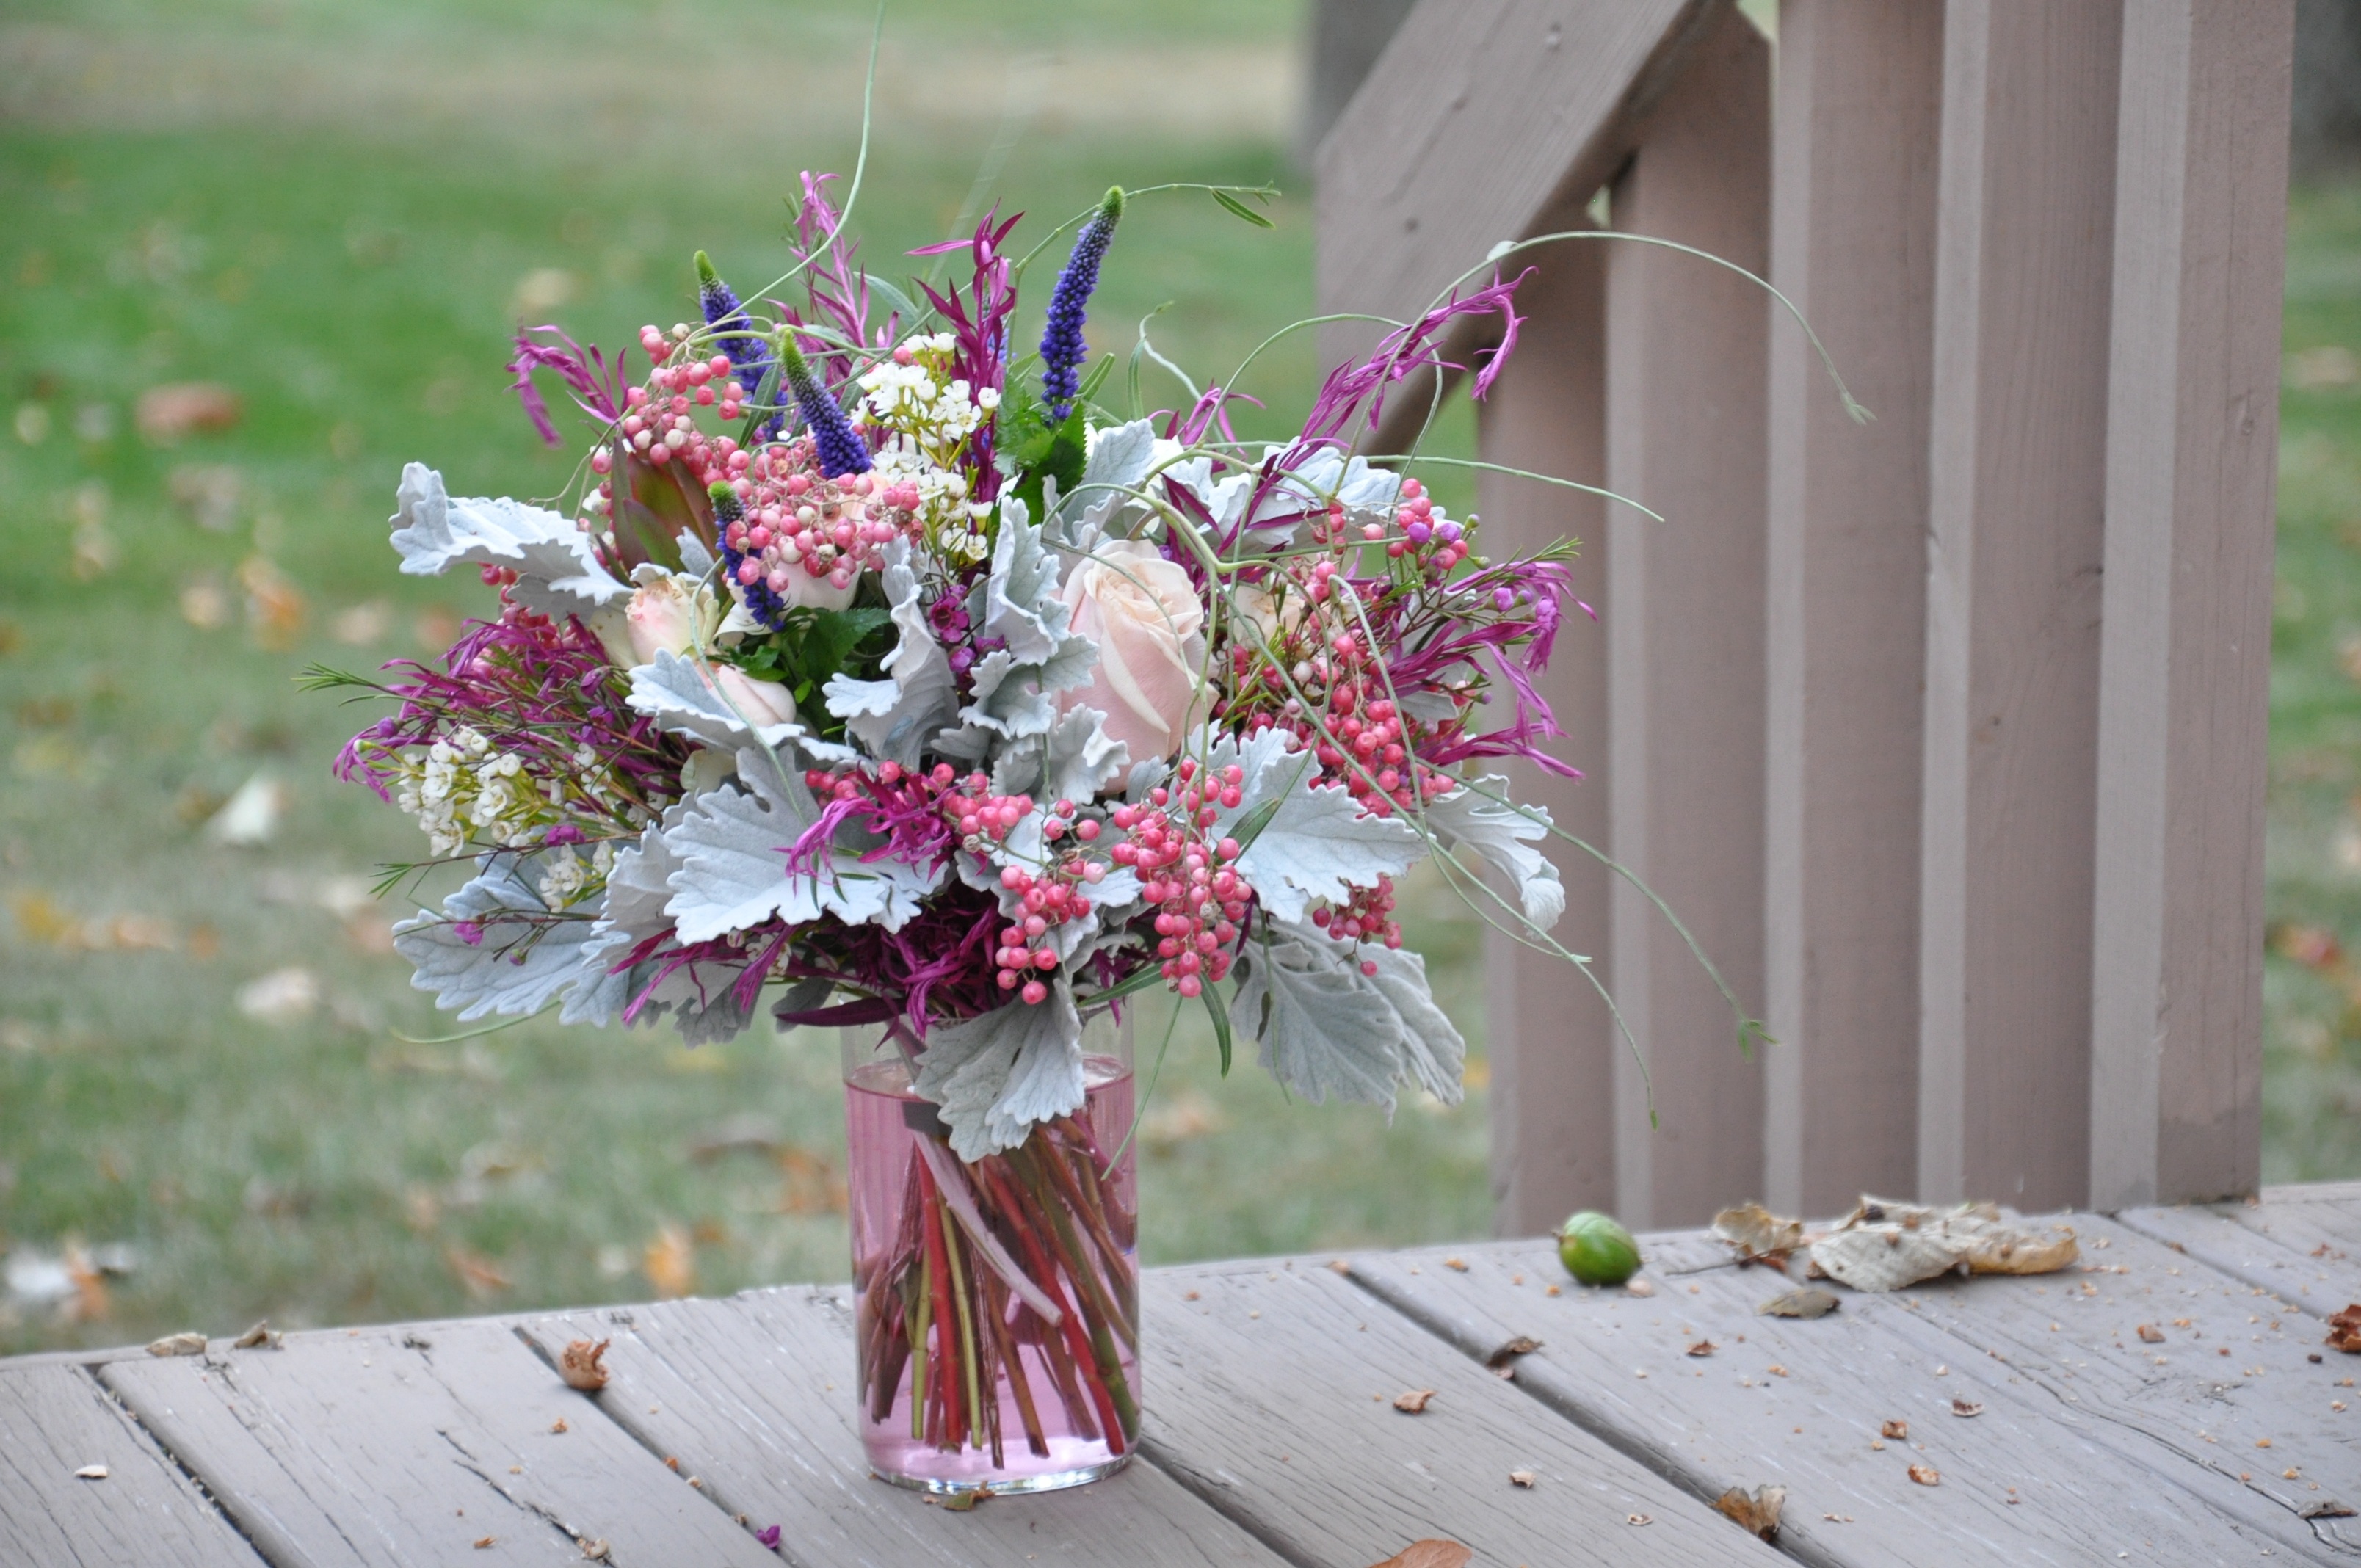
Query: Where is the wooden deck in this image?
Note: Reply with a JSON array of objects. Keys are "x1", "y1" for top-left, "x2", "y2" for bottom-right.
[{"x1": 7, "y1": 1186, "x2": 2361, "y2": 1566}]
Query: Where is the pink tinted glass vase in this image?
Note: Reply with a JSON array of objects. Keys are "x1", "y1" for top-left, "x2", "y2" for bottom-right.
[{"x1": 841, "y1": 1012, "x2": 1138, "y2": 1494}]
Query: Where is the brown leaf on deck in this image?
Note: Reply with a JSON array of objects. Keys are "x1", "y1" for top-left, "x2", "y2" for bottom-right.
[
  {"x1": 472, "y1": 1536, "x2": 496, "y2": 1550},
  {"x1": 1760, "y1": 1287, "x2": 1841, "y2": 1319},
  {"x1": 1484, "y1": 1335, "x2": 1542, "y2": 1369},
  {"x1": 1393, "y1": 1388, "x2": 1436, "y2": 1413},
  {"x1": 1881, "y1": 1419, "x2": 1909, "y2": 1440},
  {"x1": 1443, "y1": 1257, "x2": 1468, "y2": 1271},
  {"x1": 233, "y1": 1320, "x2": 283, "y2": 1350},
  {"x1": 2302, "y1": 1501, "x2": 2358, "y2": 1520},
  {"x1": 1951, "y1": 1398, "x2": 1983, "y2": 1417},
  {"x1": 1508, "y1": 1468, "x2": 1537, "y2": 1488},
  {"x1": 2326, "y1": 1304, "x2": 2361, "y2": 1353},
  {"x1": 1714, "y1": 1202, "x2": 1805, "y2": 1265},
  {"x1": 1908, "y1": 1464, "x2": 1941, "y2": 1486},
  {"x1": 2136, "y1": 1324, "x2": 2166, "y2": 1344},
  {"x1": 1366, "y1": 1541, "x2": 1471, "y2": 1568},
  {"x1": 1686, "y1": 1339, "x2": 1717, "y2": 1357},
  {"x1": 559, "y1": 1339, "x2": 611, "y2": 1392},
  {"x1": 1714, "y1": 1484, "x2": 1787, "y2": 1541},
  {"x1": 146, "y1": 1332, "x2": 206, "y2": 1357}
]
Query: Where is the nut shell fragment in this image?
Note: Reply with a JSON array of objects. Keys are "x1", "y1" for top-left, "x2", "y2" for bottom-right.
[{"x1": 559, "y1": 1338, "x2": 612, "y2": 1392}]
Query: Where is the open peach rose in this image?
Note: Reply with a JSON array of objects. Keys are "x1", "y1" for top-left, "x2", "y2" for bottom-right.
[{"x1": 1056, "y1": 539, "x2": 1206, "y2": 766}]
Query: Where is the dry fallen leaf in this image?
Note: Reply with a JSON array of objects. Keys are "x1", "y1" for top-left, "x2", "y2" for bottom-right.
[
  {"x1": 2326, "y1": 1304, "x2": 2361, "y2": 1353},
  {"x1": 1760, "y1": 1287, "x2": 1841, "y2": 1319},
  {"x1": 1714, "y1": 1202, "x2": 1805, "y2": 1264},
  {"x1": 232, "y1": 1319, "x2": 283, "y2": 1350},
  {"x1": 1951, "y1": 1398, "x2": 1984, "y2": 1418},
  {"x1": 1393, "y1": 1388, "x2": 1437, "y2": 1413},
  {"x1": 2303, "y1": 1500, "x2": 2358, "y2": 1520},
  {"x1": 1484, "y1": 1335, "x2": 1542, "y2": 1370},
  {"x1": 1443, "y1": 1257, "x2": 1468, "y2": 1271},
  {"x1": 560, "y1": 1339, "x2": 611, "y2": 1392},
  {"x1": 1881, "y1": 1419, "x2": 1909, "y2": 1440},
  {"x1": 73, "y1": 1464, "x2": 109, "y2": 1480},
  {"x1": 1365, "y1": 1542, "x2": 1470, "y2": 1568},
  {"x1": 2136, "y1": 1324, "x2": 2165, "y2": 1344},
  {"x1": 146, "y1": 1332, "x2": 206, "y2": 1357},
  {"x1": 1686, "y1": 1340, "x2": 1717, "y2": 1358},
  {"x1": 473, "y1": 1536, "x2": 496, "y2": 1550},
  {"x1": 578, "y1": 1539, "x2": 612, "y2": 1561},
  {"x1": 1714, "y1": 1484, "x2": 1787, "y2": 1541},
  {"x1": 446, "y1": 1246, "x2": 512, "y2": 1299},
  {"x1": 1909, "y1": 1464, "x2": 1942, "y2": 1487},
  {"x1": 1508, "y1": 1469, "x2": 1537, "y2": 1488}
]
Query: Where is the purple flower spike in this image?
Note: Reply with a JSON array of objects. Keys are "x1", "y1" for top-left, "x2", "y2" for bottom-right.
[
  {"x1": 695, "y1": 250, "x2": 776, "y2": 415},
  {"x1": 1039, "y1": 186, "x2": 1123, "y2": 420},
  {"x1": 778, "y1": 339, "x2": 872, "y2": 478}
]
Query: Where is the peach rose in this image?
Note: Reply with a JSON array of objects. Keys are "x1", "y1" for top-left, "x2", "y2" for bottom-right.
[
  {"x1": 1057, "y1": 539, "x2": 1206, "y2": 765},
  {"x1": 610, "y1": 570, "x2": 721, "y2": 667}
]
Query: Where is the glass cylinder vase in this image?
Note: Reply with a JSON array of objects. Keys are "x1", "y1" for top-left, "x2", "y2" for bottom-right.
[{"x1": 841, "y1": 1009, "x2": 1138, "y2": 1494}]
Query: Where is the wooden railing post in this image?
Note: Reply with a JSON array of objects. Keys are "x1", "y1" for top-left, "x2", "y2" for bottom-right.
[
  {"x1": 2089, "y1": 0, "x2": 2291, "y2": 1208},
  {"x1": 1475, "y1": 240, "x2": 1614, "y2": 1236},
  {"x1": 1761, "y1": 0, "x2": 1945, "y2": 1218},
  {"x1": 1603, "y1": 4, "x2": 1771, "y2": 1229},
  {"x1": 1919, "y1": 0, "x2": 2125, "y2": 1210}
]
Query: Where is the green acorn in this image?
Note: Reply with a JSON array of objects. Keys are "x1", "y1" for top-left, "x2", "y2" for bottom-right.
[{"x1": 1556, "y1": 1211, "x2": 1640, "y2": 1287}]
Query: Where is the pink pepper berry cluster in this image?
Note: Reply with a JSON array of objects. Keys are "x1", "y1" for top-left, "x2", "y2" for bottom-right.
[
  {"x1": 1310, "y1": 874, "x2": 1399, "y2": 968},
  {"x1": 1107, "y1": 760, "x2": 1250, "y2": 998},
  {"x1": 714, "y1": 440, "x2": 912, "y2": 597}
]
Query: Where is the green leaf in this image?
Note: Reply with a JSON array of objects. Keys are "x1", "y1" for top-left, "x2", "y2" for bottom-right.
[
  {"x1": 863, "y1": 274, "x2": 927, "y2": 333},
  {"x1": 1202, "y1": 979, "x2": 1233, "y2": 1077},
  {"x1": 1212, "y1": 189, "x2": 1275, "y2": 229}
]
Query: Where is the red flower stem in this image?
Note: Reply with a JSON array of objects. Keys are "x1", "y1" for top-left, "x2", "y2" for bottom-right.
[
  {"x1": 1034, "y1": 1138, "x2": 1136, "y2": 1346},
  {"x1": 980, "y1": 1156, "x2": 1125, "y2": 1454},
  {"x1": 1009, "y1": 1147, "x2": 1140, "y2": 1441},
  {"x1": 980, "y1": 1271, "x2": 1050, "y2": 1459},
  {"x1": 916, "y1": 1161, "x2": 965, "y2": 1449},
  {"x1": 1012, "y1": 1144, "x2": 1136, "y2": 1354}
]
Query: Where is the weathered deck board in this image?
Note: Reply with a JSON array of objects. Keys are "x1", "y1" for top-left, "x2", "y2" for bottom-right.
[
  {"x1": 1892, "y1": 1213, "x2": 2361, "y2": 1555},
  {"x1": 2118, "y1": 1199, "x2": 2361, "y2": 1313},
  {"x1": 1347, "y1": 1232, "x2": 2339, "y2": 1565},
  {"x1": 100, "y1": 1319, "x2": 777, "y2": 1567},
  {"x1": 518, "y1": 1288, "x2": 1285, "y2": 1568},
  {"x1": 0, "y1": 1362, "x2": 265, "y2": 1567},
  {"x1": 1138, "y1": 1257, "x2": 1782, "y2": 1568}
]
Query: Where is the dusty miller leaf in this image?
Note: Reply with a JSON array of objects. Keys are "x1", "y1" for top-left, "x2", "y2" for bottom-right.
[
  {"x1": 1194, "y1": 728, "x2": 1424, "y2": 922},
  {"x1": 392, "y1": 858, "x2": 623, "y2": 1023},
  {"x1": 979, "y1": 498, "x2": 1071, "y2": 664},
  {"x1": 822, "y1": 543, "x2": 957, "y2": 766},
  {"x1": 628, "y1": 650, "x2": 805, "y2": 752},
  {"x1": 389, "y1": 462, "x2": 626, "y2": 616},
  {"x1": 1228, "y1": 915, "x2": 1465, "y2": 1111},
  {"x1": 1425, "y1": 779, "x2": 1564, "y2": 932},
  {"x1": 913, "y1": 979, "x2": 1086, "y2": 1159}
]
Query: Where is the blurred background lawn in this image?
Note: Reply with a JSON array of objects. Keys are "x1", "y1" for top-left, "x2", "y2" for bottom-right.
[{"x1": 5, "y1": 0, "x2": 2361, "y2": 1359}]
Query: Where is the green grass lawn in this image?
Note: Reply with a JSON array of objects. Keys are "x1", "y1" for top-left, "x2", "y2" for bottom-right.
[{"x1": 0, "y1": 0, "x2": 1495, "y2": 1356}]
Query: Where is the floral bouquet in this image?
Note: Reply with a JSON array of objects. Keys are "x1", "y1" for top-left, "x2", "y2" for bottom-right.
[{"x1": 325, "y1": 172, "x2": 1589, "y2": 1492}]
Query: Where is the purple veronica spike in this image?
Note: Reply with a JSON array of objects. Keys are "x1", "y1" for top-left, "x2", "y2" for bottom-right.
[
  {"x1": 695, "y1": 250, "x2": 775, "y2": 415},
  {"x1": 1038, "y1": 186, "x2": 1123, "y2": 420},
  {"x1": 708, "y1": 481, "x2": 788, "y2": 631},
  {"x1": 779, "y1": 339, "x2": 872, "y2": 478}
]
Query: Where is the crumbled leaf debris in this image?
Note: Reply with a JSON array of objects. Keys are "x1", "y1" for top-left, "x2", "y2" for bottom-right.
[
  {"x1": 147, "y1": 1332, "x2": 206, "y2": 1357},
  {"x1": 1484, "y1": 1335, "x2": 1542, "y2": 1370},
  {"x1": 1909, "y1": 1464, "x2": 1941, "y2": 1486},
  {"x1": 2327, "y1": 1304, "x2": 2361, "y2": 1353},
  {"x1": 1686, "y1": 1339, "x2": 1717, "y2": 1358},
  {"x1": 73, "y1": 1464, "x2": 109, "y2": 1480},
  {"x1": 233, "y1": 1319, "x2": 283, "y2": 1350},
  {"x1": 560, "y1": 1337, "x2": 611, "y2": 1391},
  {"x1": 2136, "y1": 1324, "x2": 2165, "y2": 1344},
  {"x1": 1508, "y1": 1468, "x2": 1538, "y2": 1488},
  {"x1": 1882, "y1": 1419, "x2": 1909, "y2": 1440},
  {"x1": 1760, "y1": 1287, "x2": 1840, "y2": 1319},
  {"x1": 1393, "y1": 1388, "x2": 1436, "y2": 1413},
  {"x1": 2302, "y1": 1501, "x2": 2358, "y2": 1520},
  {"x1": 1951, "y1": 1398, "x2": 1984, "y2": 1418},
  {"x1": 1714, "y1": 1484, "x2": 1786, "y2": 1541}
]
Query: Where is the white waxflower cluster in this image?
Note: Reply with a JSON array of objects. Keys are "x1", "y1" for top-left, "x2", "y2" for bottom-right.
[
  {"x1": 871, "y1": 437, "x2": 992, "y2": 563},
  {"x1": 535, "y1": 840, "x2": 615, "y2": 910},
  {"x1": 855, "y1": 333, "x2": 1000, "y2": 467},
  {"x1": 391, "y1": 727, "x2": 540, "y2": 856}
]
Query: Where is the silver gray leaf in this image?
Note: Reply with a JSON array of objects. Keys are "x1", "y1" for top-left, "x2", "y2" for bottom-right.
[
  {"x1": 389, "y1": 462, "x2": 625, "y2": 614},
  {"x1": 1425, "y1": 778, "x2": 1564, "y2": 932},
  {"x1": 913, "y1": 979, "x2": 1087, "y2": 1159},
  {"x1": 628, "y1": 649, "x2": 802, "y2": 751},
  {"x1": 392, "y1": 859, "x2": 618, "y2": 1023}
]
